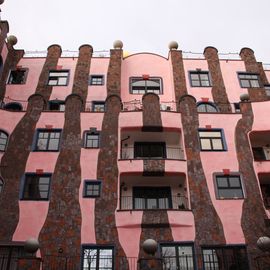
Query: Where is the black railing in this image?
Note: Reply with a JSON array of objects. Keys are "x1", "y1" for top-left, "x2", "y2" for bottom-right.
[
  {"x1": 120, "y1": 147, "x2": 185, "y2": 160},
  {"x1": 120, "y1": 195, "x2": 189, "y2": 210}
]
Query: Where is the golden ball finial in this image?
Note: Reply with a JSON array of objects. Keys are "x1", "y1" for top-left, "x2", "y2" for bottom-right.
[
  {"x1": 113, "y1": 40, "x2": 123, "y2": 49},
  {"x1": 169, "y1": 41, "x2": 178, "y2": 50},
  {"x1": 7, "y1": 35, "x2": 18, "y2": 46}
]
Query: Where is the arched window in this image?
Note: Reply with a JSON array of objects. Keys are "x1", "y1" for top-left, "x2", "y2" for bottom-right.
[
  {"x1": 0, "y1": 130, "x2": 8, "y2": 151},
  {"x1": 0, "y1": 178, "x2": 3, "y2": 194},
  {"x1": 4, "y1": 102, "x2": 23, "y2": 111},
  {"x1": 197, "y1": 102, "x2": 218, "y2": 113}
]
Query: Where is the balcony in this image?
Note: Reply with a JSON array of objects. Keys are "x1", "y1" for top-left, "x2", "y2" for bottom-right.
[
  {"x1": 250, "y1": 131, "x2": 270, "y2": 161},
  {"x1": 258, "y1": 173, "x2": 270, "y2": 209}
]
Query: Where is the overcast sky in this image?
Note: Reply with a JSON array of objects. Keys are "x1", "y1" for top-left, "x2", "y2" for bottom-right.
[{"x1": 2, "y1": 0, "x2": 270, "y2": 63}]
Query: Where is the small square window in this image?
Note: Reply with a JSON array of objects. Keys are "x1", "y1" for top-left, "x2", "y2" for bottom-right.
[
  {"x1": 21, "y1": 174, "x2": 51, "y2": 200},
  {"x1": 34, "y1": 129, "x2": 61, "y2": 151},
  {"x1": 238, "y1": 73, "x2": 261, "y2": 88},
  {"x1": 8, "y1": 69, "x2": 28, "y2": 84},
  {"x1": 215, "y1": 175, "x2": 244, "y2": 199},
  {"x1": 89, "y1": 75, "x2": 104, "y2": 85},
  {"x1": 199, "y1": 129, "x2": 226, "y2": 151},
  {"x1": 48, "y1": 70, "x2": 69, "y2": 86},
  {"x1": 189, "y1": 71, "x2": 211, "y2": 87},
  {"x1": 92, "y1": 101, "x2": 105, "y2": 112},
  {"x1": 84, "y1": 130, "x2": 100, "y2": 148},
  {"x1": 84, "y1": 180, "x2": 101, "y2": 198}
]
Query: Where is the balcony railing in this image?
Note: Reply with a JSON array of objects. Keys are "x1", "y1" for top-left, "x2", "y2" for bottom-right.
[
  {"x1": 120, "y1": 195, "x2": 189, "y2": 210},
  {"x1": 120, "y1": 147, "x2": 185, "y2": 160}
]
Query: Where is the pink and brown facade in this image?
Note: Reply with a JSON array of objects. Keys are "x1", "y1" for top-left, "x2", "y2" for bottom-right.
[{"x1": 1, "y1": 23, "x2": 270, "y2": 270}]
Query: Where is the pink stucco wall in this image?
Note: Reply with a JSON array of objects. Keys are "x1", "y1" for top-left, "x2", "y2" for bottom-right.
[
  {"x1": 199, "y1": 113, "x2": 245, "y2": 244},
  {"x1": 1, "y1": 43, "x2": 8, "y2": 63},
  {"x1": 121, "y1": 53, "x2": 175, "y2": 104}
]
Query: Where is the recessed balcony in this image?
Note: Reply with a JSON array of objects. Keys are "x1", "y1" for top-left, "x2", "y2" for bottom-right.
[
  {"x1": 250, "y1": 131, "x2": 270, "y2": 161},
  {"x1": 258, "y1": 173, "x2": 270, "y2": 209}
]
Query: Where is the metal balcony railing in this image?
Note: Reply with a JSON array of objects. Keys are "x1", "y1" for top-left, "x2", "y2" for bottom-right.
[
  {"x1": 120, "y1": 195, "x2": 189, "y2": 210},
  {"x1": 120, "y1": 147, "x2": 185, "y2": 160}
]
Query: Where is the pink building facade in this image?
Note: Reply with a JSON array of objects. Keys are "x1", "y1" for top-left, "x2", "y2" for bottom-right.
[{"x1": 0, "y1": 21, "x2": 270, "y2": 270}]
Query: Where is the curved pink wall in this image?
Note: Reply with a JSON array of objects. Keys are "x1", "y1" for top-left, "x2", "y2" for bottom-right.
[
  {"x1": 5, "y1": 58, "x2": 46, "y2": 101},
  {"x1": 121, "y1": 53, "x2": 175, "y2": 103},
  {"x1": 199, "y1": 113, "x2": 245, "y2": 244}
]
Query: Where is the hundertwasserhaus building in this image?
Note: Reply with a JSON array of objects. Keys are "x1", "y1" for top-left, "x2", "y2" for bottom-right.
[{"x1": 0, "y1": 15, "x2": 270, "y2": 270}]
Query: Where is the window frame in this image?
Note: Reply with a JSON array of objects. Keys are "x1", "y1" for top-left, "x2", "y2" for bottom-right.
[
  {"x1": 129, "y1": 77, "x2": 163, "y2": 95},
  {"x1": 238, "y1": 72, "x2": 261, "y2": 88},
  {"x1": 48, "y1": 100, "x2": 65, "y2": 111},
  {"x1": 34, "y1": 129, "x2": 62, "y2": 152},
  {"x1": 47, "y1": 70, "x2": 70, "y2": 86},
  {"x1": 0, "y1": 177, "x2": 4, "y2": 195},
  {"x1": 198, "y1": 129, "x2": 227, "y2": 152},
  {"x1": 0, "y1": 130, "x2": 8, "y2": 152},
  {"x1": 89, "y1": 75, "x2": 104, "y2": 86},
  {"x1": 189, "y1": 70, "x2": 212, "y2": 87},
  {"x1": 196, "y1": 102, "x2": 218, "y2": 113},
  {"x1": 7, "y1": 68, "x2": 28, "y2": 85},
  {"x1": 20, "y1": 173, "x2": 52, "y2": 201},
  {"x1": 83, "y1": 130, "x2": 100, "y2": 149},
  {"x1": 160, "y1": 242, "x2": 196, "y2": 270},
  {"x1": 213, "y1": 173, "x2": 245, "y2": 200},
  {"x1": 81, "y1": 245, "x2": 114, "y2": 270},
  {"x1": 92, "y1": 101, "x2": 106, "y2": 112},
  {"x1": 134, "y1": 142, "x2": 166, "y2": 159},
  {"x1": 83, "y1": 180, "x2": 102, "y2": 198}
]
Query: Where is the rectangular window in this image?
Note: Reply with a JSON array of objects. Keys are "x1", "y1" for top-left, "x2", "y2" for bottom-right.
[
  {"x1": 35, "y1": 129, "x2": 61, "y2": 151},
  {"x1": 8, "y1": 69, "x2": 28, "y2": 84},
  {"x1": 199, "y1": 129, "x2": 226, "y2": 151},
  {"x1": 215, "y1": 175, "x2": 244, "y2": 199},
  {"x1": 89, "y1": 75, "x2": 104, "y2": 85},
  {"x1": 238, "y1": 73, "x2": 260, "y2": 88},
  {"x1": 82, "y1": 246, "x2": 114, "y2": 270},
  {"x1": 22, "y1": 174, "x2": 51, "y2": 200},
  {"x1": 130, "y1": 77, "x2": 162, "y2": 94},
  {"x1": 84, "y1": 131, "x2": 100, "y2": 148},
  {"x1": 92, "y1": 101, "x2": 105, "y2": 112},
  {"x1": 84, "y1": 181, "x2": 101, "y2": 198},
  {"x1": 134, "y1": 142, "x2": 166, "y2": 159},
  {"x1": 189, "y1": 71, "x2": 211, "y2": 87},
  {"x1": 48, "y1": 70, "x2": 69, "y2": 86},
  {"x1": 161, "y1": 243, "x2": 195, "y2": 270},
  {"x1": 133, "y1": 187, "x2": 172, "y2": 209},
  {"x1": 265, "y1": 85, "x2": 270, "y2": 96},
  {"x1": 48, "y1": 101, "x2": 65, "y2": 111},
  {"x1": 202, "y1": 246, "x2": 249, "y2": 270}
]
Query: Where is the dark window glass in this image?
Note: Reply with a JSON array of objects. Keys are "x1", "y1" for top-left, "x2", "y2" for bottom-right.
[
  {"x1": 130, "y1": 77, "x2": 162, "y2": 94},
  {"x1": 85, "y1": 131, "x2": 100, "y2": 148},
  {"x1": 48, "y1": 70, "x2": 69, "y2": 86},
  {"x1": 4, "y1": 102, "x2": 23, "y2": 111},
  {"x1": 35, "y1": 130, "x2": 61, "y2": 151},
  {"x1": 89, "y1": 75, "x2": 104, "y2": 85},
  {"x1": 133, "y1": 187, "x2": 172, "y2": 209},
  {"x1": 48, "y1": 101, "x2": 65, "y2": 111},
  {"x1": 216, "y1": 175, "x2": 244, "y2": 199},
  {"x1": 202, "y1": 246, "x2": 249, "y2": 270},
  {"x1": 82, "y1": 246, "x2": 113, "y2": 270},
  {"x1": 84, "y1": 181, "x2": 101, "y2": 197},
  {"x1": 252, "y1": 147, "x2": 270, "y2": 161},
  {"x1": 238, "y1": 73, "x2": 260, "y2": 88},
  {"x1": 22, "y1": 174, "x2": 51, "y2": 200},
  {"x1": 0, "y1": 178, "x2": 3, "y2": 194},
  {"x1": 0, "y1": 131, "x2": 8, "y2": 151},
  {"x1": 190, "y1": 71, "x2": 211, "y2": 87},
  {"x1": 199, "y1": 130, "x2": 226, "y2": 151},
  {"x1": 197, "y1": 102, "x2": 218, "y2": 113},
  {"x1": 134, "y1": 142, "x2": 166, "y2": 159},
  {"x1": 8, "y1": 69, "x2": 27, "y2": 84},
  {"x1": 161, "y1": 244, "x2": 195, "y2": 270},
  {"x1": 234, "y1": 103, "x2": 241, "y2": 113},
  {"x1": 93, "y1": 102, "x2": 105, "y2": 112}
]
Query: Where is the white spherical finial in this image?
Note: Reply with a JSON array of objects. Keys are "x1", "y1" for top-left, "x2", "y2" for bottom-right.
[
  {"x1": 24, "y1": 238, "x2": 40, "y2": 254},
  {"x1": 257, "y1": 236, "x2": 270, "y2": 252},
  {"x1": 113, "y1": 40, "x2": 123, "y2": 49},
  {"x1": 169, "y1": 41, "x2": 178, "y2": 50},
  {"x1": 142, "y1": 239, "x2": 158, "y2": 255},
  {"x1": 0, "y1": 0, "x2": 5, "y2": 5},
  {"x1": 240, "y1": 93, "x2": 250, "y2": 102},
  {"x1": 7, "y1": 35, "x2": 18, "y2": 46}
]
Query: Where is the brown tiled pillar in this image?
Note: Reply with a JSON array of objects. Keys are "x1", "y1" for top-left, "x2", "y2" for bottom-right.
[
  {"x1": 240, "y1": 48, "x2": 268, "y2": 101},
  {"x1": 235, "y1": 101, "x2": 269, "y2": 268},
  {"x1": 95, "y1": 47, "x2": 129, "y2": 269},
  {"x1": 204, "y1": 47, "x2": 231, "y2": 113},
  {"x1": 169, "y1": 49, "x2": 188, "y2": 111},
  {"x1": 0, "y1": 45, "x2": 61, "y2": 241},
  {"x1": 39, "y1": 45, "x2": 92, "y2": 266},
  {"x1": 179, "y1": 95, "x2": 226, "y2": 269},
  {"x1": 17, "y1": 257, "x2": 42, "y2": 270}
]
